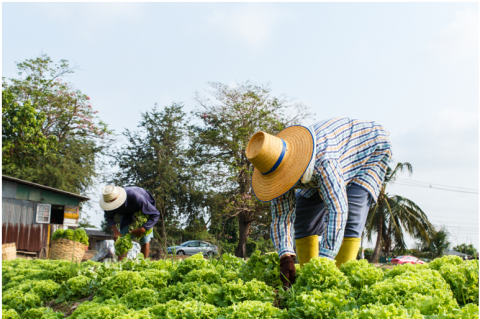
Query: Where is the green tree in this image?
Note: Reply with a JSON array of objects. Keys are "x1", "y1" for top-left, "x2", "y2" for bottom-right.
[
  {"x1": 2, "y1": 54, "x2": 112, "y2": 194},
  {"x1": 78, "y1": 218, "x2": 97, "y2": 229},
  {"x1": 420, "y1": 226, "x2": 451, "y2": 258},
  {"x1": 453, "y1": 243, "x2": 477, "y2": 256},
  {"x1": 107, "y1": 103, "x2": 206, "y2": 250},
  {"x1": 191, "y1": 81, "x2": 311, "y2": 257},
  {"x1": 365, "y1": 162, "x2": 434, "y2": 263},
  {"x1": 2, "y1": 87, "x2": 57, "y2": 167}
]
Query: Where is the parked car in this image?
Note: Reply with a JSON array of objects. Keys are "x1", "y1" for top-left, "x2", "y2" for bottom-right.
[
  {"x1": 391, "y1": 255, "x2": 425, "y2": 265},
  {"x1": 167, "y1": 240, "x2": 219, "y2": 257}
]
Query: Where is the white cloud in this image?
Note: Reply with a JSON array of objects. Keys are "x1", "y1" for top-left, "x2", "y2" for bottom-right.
[
  {"x1": 207, "y1": 4, "x2": 283, "y2": 47},
  {"x1": 427, "y1": 8, "x2": 479, "y2": 64}
]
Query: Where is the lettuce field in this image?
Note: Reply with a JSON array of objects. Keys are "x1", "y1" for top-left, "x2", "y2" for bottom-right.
[{"x1": 2, "y1": 252, "x2": 478, "y2": 318}]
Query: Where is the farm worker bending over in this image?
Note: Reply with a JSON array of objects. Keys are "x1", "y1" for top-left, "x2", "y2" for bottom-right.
[
  {"x1": 245, "y1": 117, "x2": 392, "y2": 289},
  {"x1": 100, "y1": 185, "x2": 160, "y2": 259}
]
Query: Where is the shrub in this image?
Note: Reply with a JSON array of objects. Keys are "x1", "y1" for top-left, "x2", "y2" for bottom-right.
[
  {"x1": 340, "y1": 259, "x2": 384, "y2": 291},
  {"x1": 287, "y1": 289, "x2": 356, "y2": 318},
  {"x1": 218, "y1": 300, "x2": 289, "y2": 319},
  {"x1": 239, "y1": 251, "x2": 282, "y2": 288}
]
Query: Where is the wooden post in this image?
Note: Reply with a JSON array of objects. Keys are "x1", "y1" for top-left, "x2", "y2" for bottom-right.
[{"x1": 47, "y1": 224, "x2": 51, "y2": 258}]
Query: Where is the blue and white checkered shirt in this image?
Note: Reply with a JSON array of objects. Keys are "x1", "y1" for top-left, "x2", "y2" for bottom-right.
[{"x1": 270, "y1": 117, "x2": 392, "y2": 259}]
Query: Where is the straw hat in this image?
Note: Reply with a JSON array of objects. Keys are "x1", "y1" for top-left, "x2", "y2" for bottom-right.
[
  {"x1": 99, "y1": 185, "x2": 127, "y2": 211},
  {"x1": 246, "y1": 125, "x2": 314, "y2": 202}
]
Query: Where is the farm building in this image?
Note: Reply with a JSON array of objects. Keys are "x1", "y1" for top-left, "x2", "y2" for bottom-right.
[{"x1": 2, "y1": 175, "x2": 90, "y2": 257}]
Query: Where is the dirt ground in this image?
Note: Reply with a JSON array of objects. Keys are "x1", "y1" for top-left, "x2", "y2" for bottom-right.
[{"x1": 373, "y1": 263, "x2": 395, "y2": 269}]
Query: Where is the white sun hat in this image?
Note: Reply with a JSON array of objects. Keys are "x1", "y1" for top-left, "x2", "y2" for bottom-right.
[{"x1": 99, "y1": 185, "x2": 127, "y2": 211}]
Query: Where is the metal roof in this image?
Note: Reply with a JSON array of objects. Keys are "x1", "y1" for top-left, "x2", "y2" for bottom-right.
[
  {"x1": 2, "y1": 175, "x2": 90, "y2": 201},
  {"x1": 445, "y1": 249, "x2": 470, "y2": 257},
  {"x1": 84, "y1": 228, "x2": 112, "y2": 237}
]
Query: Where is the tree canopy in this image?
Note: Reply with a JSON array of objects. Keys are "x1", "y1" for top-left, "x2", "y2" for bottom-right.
[
  {"x1": 2, "y1": 54, "x2": 112, "y2": 195},
  {"x1": 191, "y1": 81, "x2": 311, "y2": 257}
]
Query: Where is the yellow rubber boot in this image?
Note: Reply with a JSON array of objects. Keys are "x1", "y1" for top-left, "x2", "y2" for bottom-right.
[
  {"x1": 295, "y1": 235, "x2": 319, "y2": 267},
  {"x1": 335, "y1": 237, "x2": 361, "y2": 268}
]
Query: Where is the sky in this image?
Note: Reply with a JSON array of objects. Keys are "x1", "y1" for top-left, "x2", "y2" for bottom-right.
[{"x1": 2, "y1": 2, "x2": 479, "y2": 249}]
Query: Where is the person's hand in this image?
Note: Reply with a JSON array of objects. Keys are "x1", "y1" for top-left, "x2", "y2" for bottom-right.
[
  {"x1": 130, "y1": 227, "x2": 146, "y2": 238},
  {"x1": 111, "y1": 225, "x2": 121, "y2": 241},
  {"x1": 280, "y1": 255, "x2": 296, "y2": 290}
]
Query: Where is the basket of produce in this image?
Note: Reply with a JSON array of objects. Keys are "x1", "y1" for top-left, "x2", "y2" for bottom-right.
[
  {"x1": 2, "y1": 242, "x2": 17, "y2": 261},
  {"x1": 49, "y1": 228, "x2": 89, "y2": 263}
]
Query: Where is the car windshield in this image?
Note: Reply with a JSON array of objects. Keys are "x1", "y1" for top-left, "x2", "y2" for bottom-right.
[
  {"x1": 179, "y1": 242, "x2": 191, "y2": 247},
  {"x1": 396, "y1": 256, "x2": 404, "y2": 259}
]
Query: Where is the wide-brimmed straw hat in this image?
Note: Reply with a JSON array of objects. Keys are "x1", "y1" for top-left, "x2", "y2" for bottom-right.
[
  {"x1": 246, "y1": 125, "x2": 315, "y2": 202},
  {"x1": 99, "y1": 185, "x2": 127, "y2": 211}
]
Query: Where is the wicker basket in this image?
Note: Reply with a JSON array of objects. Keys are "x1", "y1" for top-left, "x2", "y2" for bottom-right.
[
  {"x1": 2, "y1": 243, "x2": 17, "y2": 261},
  {"x1": 50, "y1": 239, "x2": 87, "y2": 263}
]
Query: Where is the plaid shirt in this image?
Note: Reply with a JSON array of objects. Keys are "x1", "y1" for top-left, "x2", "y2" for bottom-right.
[{"x1": 270, "y1": 117, "x2": 392, "y2": 259}]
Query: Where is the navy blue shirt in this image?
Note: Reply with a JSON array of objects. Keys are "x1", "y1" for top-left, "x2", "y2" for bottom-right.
[{"x1": 104, "y1": 187, "x2": 160, "y2": 231}]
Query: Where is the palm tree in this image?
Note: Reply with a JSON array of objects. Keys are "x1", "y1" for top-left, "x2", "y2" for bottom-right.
[
  {"x1": 365, "y1": 162, "x2": 434, "y2": 263},
  {"x1": 419, "y1": 226, "x2": 451, "y2": 258}
]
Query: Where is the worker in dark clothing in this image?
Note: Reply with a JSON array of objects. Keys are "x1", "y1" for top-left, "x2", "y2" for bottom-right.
[{"x1": 99, "y1": 185, "x2": 160, "y2": 259}]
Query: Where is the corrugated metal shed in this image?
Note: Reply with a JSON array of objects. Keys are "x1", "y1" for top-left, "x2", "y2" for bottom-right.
[
  {"x1": 2, "y1": 179, "x2": 17, "y2": 199},
  {"x1": 2, "y1": 175, "x2": 90, "y2": 201},
  {"x1": 2, "y1": 176, "x2": 90, "y2": 254}
]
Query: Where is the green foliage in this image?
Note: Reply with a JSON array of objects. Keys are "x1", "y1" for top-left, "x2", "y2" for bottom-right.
[
  {"x1": 211, "y1": 279, "x2": 275, "y2": 307},
  {"x1": 28, "y1": 280, "x2": 61, "y2": 301},
  {"x1": 337, "y1": 304, "x2": 423, "y2": 319},
  {"x1": 108, "y1": 103, "x2": 204, "y2": 247},
  {"x1": 120, "y1": 288, "x2": 159, "y2": 310},
  {"x1": 69, "y1": 302, "x2": 129, "y2": 319},
  {"x1": 2, "y1": 291, "x2": 41, "y2": 314},
  {"x1": 130, "y1": 211, "x2": 153, "y2": 238},
  {"x1": 57, "y1": 275, "x2": 94, "y2": 302},
  {"x1": 2, "y1": 86, "x2": 57, "y2": 168},
  {"x1": 150, "y1": 300, "x2": 220, "y2": 318},
  {"x1": 365, "y1": 163, "x2": 434, "y2": 262},
  {"x1": 384, "y1": 263, "x2": 429, "y2": 278},
  {"x1": 183, "y1": 268, "x2": 224, "y2": 285},
  {"x1": 436, "y1": 260, "x2": 479, "y2": 305},
  {"x1": 2, "y1": 309, "x2": 20, "y2": 319},
  {"x1": 218, "y1": 300, "x2": 289, "y2": 319},
  {"x1": 115, "y1": 233, "x2": 133, "y2": 256},
  {"x1": 97, "y1": 271, "x2": 146, "y2": 299},
  {"x1": 74, "y1": 228, "x2": 90, "y2": 245},
  {"x1": 420, "y1": 226, "x2": 451, "y2": 259},
  {"x1": 192, "y1": 81, "x2": 310, "y2": 257},
  {"x1": 140, "y1": 269, "x2": 171, "y2": 289},
  {"x1": 3, "y1": 54, "x2": 112, "y2": 195},
  {"x1": 1, "y1": 252, "x2": 478, "y2": 318},
  {"x1": 172, "y1": 253, "x2": 212, "y2": 282},
  {"x1": 65, "y1": 229, "x2": 75, "y2": 240},
  {"x1": 340, "y1": 259, "x2": 384, "y2": 291},
  {"x1": 292, "y1": 257, "x2": 351, "y2": 294},
  {"x1": 51, "y1": 229, "x2": 65, "y2": 240},
  {"x1": 22, "y1": 307, "x2": 64, "y2": 319},
  {"x1": 51, "y1": 228, "x2": 89, "y2": 245},
  {"x1": 429, "y1": 255, "x2": 464, "y2": 271},
  {"x1": 158, "y1": 281, "x2": 220, "y2": 304},
  {"x1": 217, "y1": 253, "x2": 246, "y2": 271},
  {"x1": 239, "y1": 251, "x2": 282, "y2": 288},
  {"x1": 287, "y1": 289, "x2": 356, "y2": 319},
  {"x1": 453, "y1": 244, "x2": 477, "y2": 256},
  {"x1": 358, "y1": 268, "x2": 458, "y2": 316}
]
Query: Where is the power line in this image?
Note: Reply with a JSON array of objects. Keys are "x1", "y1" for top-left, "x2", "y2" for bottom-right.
[
  {"x1": 393, "y1": 181, "x2": 479, "y2": 194},
  {"x1": 396, "y1": 178, "x2": 478, "y2": 192}
]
